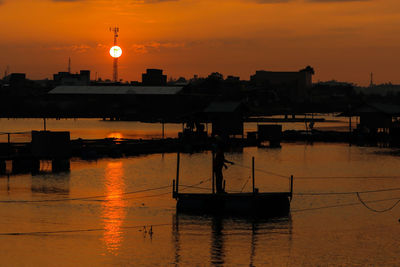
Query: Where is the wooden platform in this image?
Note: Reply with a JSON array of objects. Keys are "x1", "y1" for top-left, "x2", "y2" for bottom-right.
[
  {"x1": 174, "y1": 192, "x2": 291, "y2": 217},
  {"x1": 172, "y1": 153, "x2": 293, "y2": 218}
]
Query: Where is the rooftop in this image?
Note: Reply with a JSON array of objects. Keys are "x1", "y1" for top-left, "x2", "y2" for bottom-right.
[
  {"x1": 204, "y1": 101, "x2": 243, "y2": 113},
  {"x1": 48, "y1": 86, "x2": 183, "y2": 95}
]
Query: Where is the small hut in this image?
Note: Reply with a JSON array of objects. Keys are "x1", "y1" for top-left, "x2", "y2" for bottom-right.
[
  {"x1": 343, "y1": 103, "x2": 400, "y2": 145},
  {"x1": 203, "y1": 101, "x2": 246, "y2": 138}
]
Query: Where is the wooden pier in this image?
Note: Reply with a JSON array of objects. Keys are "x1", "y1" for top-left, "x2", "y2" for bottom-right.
[{"x1": 0, "y1": 131, "x2": 71, "y2": 175}]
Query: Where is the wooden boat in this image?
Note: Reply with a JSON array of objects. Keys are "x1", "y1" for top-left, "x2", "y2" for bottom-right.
[{"x1": 172, "y1": 153, "x2": 293, "y2": 217}]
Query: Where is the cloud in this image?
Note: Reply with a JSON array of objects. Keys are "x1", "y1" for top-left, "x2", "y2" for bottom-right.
[
  {"x1": 130, "y1": 0, "x2": 178, "y2": 3},
  {"x1": 245, "y1": 0, "x2": 371, "y2": 3},
  {"x1": 97, "y1": 43, "x2": 108, "y2": 49},
  {"x1": 50, "y1": 44, "x2": 91, "y2": 53},
  {"x1": 306, "y1": 0, "x2": 370, "y2": 2},
  {"x1": 131, "y1": 41, "x2": 185, "y2": 54},
  {"x1": 50, "y1": 0, "x2": 178, "y2": 5},
  {"x1": 250, "y1": 0, "x2": 291, "y2": 3},
  {"x1": 50, "y1": 0, "x2": 370, "y2": 4}
]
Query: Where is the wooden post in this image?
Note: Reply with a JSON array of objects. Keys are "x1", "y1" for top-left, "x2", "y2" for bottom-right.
[
  {"x1": 349, "y1": 116, "x2": 352, "y2": 133},
  {"x1": 43, "y1": 118, "x2": 47, "y2": 131},
  {"x1": 162, "y1": 121, "x2": 165, "y2": 139},
  {"x1": 7, "y1": 133, "x2": 10, "y2": 158},
  {"x1": 212, "y1": 151, "x2": 215, "y2": 194},
  {"x1": 172, "y1": 179, "x2": 176, "y2": 198},
  {"x1": 176, "y1": 152, "x2": 180, "y2": 194},
  {"x1": 305, "y1": 114, "x2": 308, "y2": 132},
  {"x1": 349, "y1": 116, "x2": 352, "y2": 146},
  {"x1": 290, "y1": 175, "x2": 294, "y2": 200},
  {"x1": 252, "y1": 157, "x2": 255, "y2": 194}
]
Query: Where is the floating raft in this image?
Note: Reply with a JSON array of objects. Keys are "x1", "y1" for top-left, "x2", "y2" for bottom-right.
[
  {"x1": 172, "y1": 153, "x2": 293, "y2": 217},
  {"x1": 174, "y1": 192, "x2": 291, "y2": 217}
]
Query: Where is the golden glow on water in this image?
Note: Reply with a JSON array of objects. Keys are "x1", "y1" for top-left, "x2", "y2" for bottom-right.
[
  {"x1": 107, "y1": 132, "x2": 123, "y2": 140},
  {"x1": 1, "y1": 138, "x2": 400, "y2": 265},
  {"x1": 102, "y1": 161, "x2": 127, "y2": 254}
]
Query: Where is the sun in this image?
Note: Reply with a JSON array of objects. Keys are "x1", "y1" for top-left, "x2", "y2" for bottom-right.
[{"x1": 110, "y1": 46, "x2": 122, "y2": 58}]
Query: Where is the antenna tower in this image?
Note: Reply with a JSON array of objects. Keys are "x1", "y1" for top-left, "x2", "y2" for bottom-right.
[
  {"x1": 370, "y1": 72, "x2": 374, "y2": 87},
  {"x1": 110, "y1": 26, "x2": 119, "y2": 82}
]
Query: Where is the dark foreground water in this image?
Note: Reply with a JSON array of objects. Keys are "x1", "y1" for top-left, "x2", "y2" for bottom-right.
[{"x1": 0, "y1": 142, "x2": 399, "y2": 266}]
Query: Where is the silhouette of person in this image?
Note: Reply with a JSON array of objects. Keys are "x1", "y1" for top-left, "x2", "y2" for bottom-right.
[{"x1": 214, "y1": 147, "x2": 234, "y2": 193}]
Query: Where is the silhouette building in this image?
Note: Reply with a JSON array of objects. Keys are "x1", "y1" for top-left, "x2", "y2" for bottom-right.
[
  {"x1": 3, "y1": 73, "x2": 26, "y2": 87},
  {"x1": 53, "y1": 70, "x2": 90, "y2": 86},
  {"x1": 250, "y1": 66, "x2": 314, "y2": 102},
  {"x1": 142, "y1": 69, "x2": 167, "y2": 86}
]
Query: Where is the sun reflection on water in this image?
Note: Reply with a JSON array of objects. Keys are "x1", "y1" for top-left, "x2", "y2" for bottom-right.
[
  {"x1": 102, "y1": 161, "x2": 127, "y2": 254},
  {"x1": 107, "y1": 132, "x2": 123, "y2": 140}
]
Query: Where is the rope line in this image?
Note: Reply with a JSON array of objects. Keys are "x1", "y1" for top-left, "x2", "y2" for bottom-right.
[
  {"x1": 254, "y1": 168, "x2": 289, "y2": 179},
  {"x1": 95, "y1": 178, "x2": 213, "y2": 201},
  {"x1": 296, "y1": 175, "x2": 400, "y2": 180},
  {"x1": 356, "y1": 192, "x2": 400, "y2": 213},
  {"x1": 180, "y1": 185, "x2": 210, "y2": 191},
  {"x1": 294, "y1": 187, "x2": 400, "y2": 196},
  {"x1": 0, "y1": 177, "x2": 212, "y2": 204},
  {"x1": 232, "y1": 163, "x2": 289, "y2": 179},
  {"x1": 291, "y1": 196, "x2": 400, "y2": 213},
  {"x1": 119, "y1": 191, "x2": 171, "y2": 201},
  {"x1": 230, "y1": 162, "x2": 400, "y2": 180},
  {"x1": 179, "y1": 177, "x2": 211, "y2": 191},
  {"x1": 240, "y1": 176, "x2": 252, "y2": 192},
  {"x1": 0, "y1": 222, "x2": 172, "y2": 236},
  {"x1": 3, "y1": 197, "x2": 399, "y2": 235},
  {"x1": 0, "y1": 131, "x2": 31, "y2": 135},
  {"x1": 0, "y1": 185, "x2": 172, "y2": 203}
]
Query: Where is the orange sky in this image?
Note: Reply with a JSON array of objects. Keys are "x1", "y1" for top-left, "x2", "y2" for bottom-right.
[{"x1": 0, "y1": 0, "x2": 399, "y2": 85}]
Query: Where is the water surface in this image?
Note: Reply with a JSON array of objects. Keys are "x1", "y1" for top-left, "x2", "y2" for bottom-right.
[{"x1": 0, "y1": 143, "x2": 399, "y2": 266}]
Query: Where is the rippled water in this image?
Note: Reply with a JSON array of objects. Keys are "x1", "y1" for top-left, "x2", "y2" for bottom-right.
[
  {"x1": 0, "y1": 115, "x2": 352, "y2": 142},
  {"x1": 0, "y1": 119, "x2": 399, "y2": 266},
  {"x1": 0, "y1": 143, "x2": 399, "y2": 266}
]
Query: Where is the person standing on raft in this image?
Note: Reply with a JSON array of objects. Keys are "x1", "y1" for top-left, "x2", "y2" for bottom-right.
[{"x1": 214, "y1": 147, "x2": 234, "y2": 193}]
